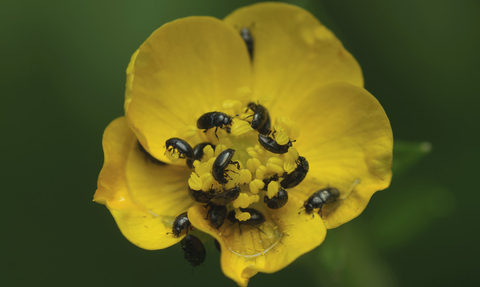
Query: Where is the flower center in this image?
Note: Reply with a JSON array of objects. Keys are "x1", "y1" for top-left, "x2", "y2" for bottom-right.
[{"x1": 165, "y1": 99, "x2": 307, "y2": 254}]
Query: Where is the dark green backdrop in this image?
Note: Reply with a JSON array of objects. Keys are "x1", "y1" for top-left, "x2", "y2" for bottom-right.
[{"x1": 2, "y1": 0, "x2": 479, "y2": 286}]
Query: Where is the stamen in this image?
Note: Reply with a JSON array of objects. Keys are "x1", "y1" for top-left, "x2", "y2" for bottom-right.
[
  {"x1": 246, "y1": 147, "x2": 259, "y2": 159},
  {"x1": 188, "y1": 172, "x2": 202, "y2": 190},
  {"x1": 266, "y1": 157, "x2": 285, "y2": 174},
  {"x1": 231, "y1": 119, "x2": 253, "y2": 136},
  {"x1": 203, "y1": 145, "x2": 215, "y2": 159},
  {"x1": 238, "y1": 169, "x2": 252, "y2": 185},
  {"x1": 266, "y1": 181, "x2": 280, "y2": 198},
  {"x1": 234, "y1": 208, "x2": 252, "y2": 221},
  {"x1": 274, "y1": 116, "x2": 300, "y2": 140},
  {"x1": 200, "y1": 174, "x2": 214, "y2": 192},
  {"x1": 233, "y1": 192, "x2": 260, "y2": 209},
  {"x1": 165, "y1": 150, "x2": 180, "y2": 162},
  {"x1": 255, "y1": 165, "x2": 267, "y2": 180},
  {"x1": 195, "y1": 158, "x2": 214, "y2": 176},
  {"x1": 285, "y1": 147, "x2": 299, "y2": 164},
  {"x1": 214, "y1": 144, "x2": 228, "y2": 156},
  {"x1": 249, "y1": 179, "x2": 265, "y2": 195},
  {"x1": 254, "y1": 144, "x2": 266, "y2": 155},
  {"x1": 273, "y1": 129, "x2": 290, "y2": 145}
]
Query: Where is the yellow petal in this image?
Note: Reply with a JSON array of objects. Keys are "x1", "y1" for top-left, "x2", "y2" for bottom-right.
[
  {"x1": 288, "y1": 82, "x2": 393, "y2": 229},
  {"x1": 188, "y1": 193, "x2": 326, "y2": 286},
  {"x1": 224, "y1": 2, "x2": 363, "y2": 115},
  {"x1": 124, "y1": 49, "x2": 139, "y2": 113},
  {"x1": 127, "y1": 16, "x2": 252, "y2": 162},
  {"x1": 94, "y1": 117, "x2": 193, "y2": 250}
]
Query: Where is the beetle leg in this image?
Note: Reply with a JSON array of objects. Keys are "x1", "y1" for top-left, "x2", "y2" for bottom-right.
[{"x1": 254, "y1": 226, "x2": 265, "y2": 234}]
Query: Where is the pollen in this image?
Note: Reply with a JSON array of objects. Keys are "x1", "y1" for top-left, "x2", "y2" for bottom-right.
[
  {"x1": 273, "y1": 129, "x2": 290, "y2": 145},
  {"x1": 165, "y1": 149, "x2": 180, "y2": 162},
  {"x1": 231, "y1": 119, "x2": 253, "y2": 136},
  {"x1": 203, "y1": 145, "x2": 215, "y2": 159},
  {"x1": 274, "y1": 116, "x2": 300, "y2": 140},
  {"x1": 266, "y1": 157, "x2": 285, "y2": 174},
  {"x1": 195, "y1": 158, "x2": 214, "y2": 175},
  {"x1": 214, "y1": 144, "x2": 228, "y2": 156},
  {"x1": 200, "y1": 174, "x2": 214, "y2": 192},
  {"x1": 266, "y1": 181, "x2": 280, "y2": 198},
  {"x1": 233, "y1": 192, "x2": 260, "y2": 209},
  {"x1": 188, "y1": 172, "x2": 202, "y2": 190},
  {"x1": 234, "y1": 208, "x2": 252, "y2": 221},
  {"x1": 238, "y1": 169, "x2": 252, "y2": 185},
  {"x1": 249, "y1": 179, "x2": 265, "y2": 194},
  {"x1": 255, "y1": 165, "x2": 267, "y2": 180}
]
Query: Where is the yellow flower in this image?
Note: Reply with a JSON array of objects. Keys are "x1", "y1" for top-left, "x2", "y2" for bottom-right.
[{"x1": 94, "y1": 3, "x2": 392, "y2": 286}]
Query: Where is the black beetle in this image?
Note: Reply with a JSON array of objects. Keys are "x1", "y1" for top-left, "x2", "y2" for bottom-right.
[
  {"x1": 206, "y1": 203, "x2": 228, "y2": 229},
  {"x1": 264, "y1": 188, "x2": 288, "y2": 209},
  {"x1": 187, "y1": 186, "x2": 213, "y2": 204},
  {"x1": 186, "y1": 142, "x2": 216, "y2": 169},
  {"x1": 181, "y1": 234, "x2": 206, "y2": 267},
  {"x1": 212, "y1": 148, "x2": 240, "y2": 185},
  {"x1": 240, "y1": 27, "x2": 254, "y2": 60},
  {"x1": 227, "y1": 208, "x2": 266, "y2": 233},
  {"x1": 280, "y1": 156, "x2": 309, "y2": 189},
  {"x1": 210, "y1": 186, "x2": 241, "y2": 206},
  {"x1": 257, "y1": 114, "x2": 271, "y2": 135},
  {"x1": 171, "y1": 212, "x2": 191, "y2": 237},
  {"x1": 258, "y1": 134, "x2": 293, "y2": 154},
  {"x1": 303, "y1": 187, "x2": 340, "y2": 216},
  {"x1": 197, "y1": 112, "x2": 233, "y2": 139},
  {"x1": 246, "y1": 102, "x2": 270, "y2": 132},
  {"x1": 165, "y1": 138, "x2": 194, "y2": 159}
]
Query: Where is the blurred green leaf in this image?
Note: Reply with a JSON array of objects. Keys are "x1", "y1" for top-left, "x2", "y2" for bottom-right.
[
  {"x1": 371, "y1": 182, "x2": 455, "y2": 252},
  {"x1": 392, "y1": 140, "x2": 431, "y2": 176},
  {"x1": 313, "y1": 226, "x2": 398, "y2": 287}
]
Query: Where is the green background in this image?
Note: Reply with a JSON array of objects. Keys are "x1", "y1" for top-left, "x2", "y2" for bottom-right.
[{"x1": 2, "y1": 0, "x2": 479, "y2": 286}]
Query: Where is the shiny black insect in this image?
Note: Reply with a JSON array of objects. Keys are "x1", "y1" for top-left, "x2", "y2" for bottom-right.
[
  {"x1": 171, "y1": 212, "x2": 192, "y2": 237},
  {"x1": 264, "y1": 188, "x2": 288, "y2": 209},
  {"x1": 165, "y1": 137, "x2": 193, "y2": 159},
  {"x1": 280, "y1": 156, "x2": 309, "y2": 189},
  {"x1": 186, "y1": 142, "x2": 216, "y2": 169},
  {"x1": 303, "y1": 187, "x2": 340, "y2": 215},
  {"x1": 206, "y1": 203, "x2": 228, "y2": 229},
  {"x1": 258, "y1": 134, "x2": 293, "y2": 154},
  {"x1": 246, "y1": 102, "x2": 270, "y2": 134},
  {"x1": 187, "y1": 187, "x2": 213, "y2": 204},
  {"x1": 240, "y1": 27, "x2": 254, "y2": 60},
  {"x1": 181, "y1": 234, "x2": 206, "y2": 267},
  {"x1": 257, "y1": 114, "x2": 271, "y2": 135},
  {"x1": 210, "y1": 186, "x2": 241, "y2": 206},
  {"x1": 227, "y1": 208, "x2": 266, "y2": 233},
  {"x1": 196, "y1": 112, "x2": 233, "y2": 139},
  {"x1": 212, "y1": 148, "x2": 240, "y2": 185}
]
